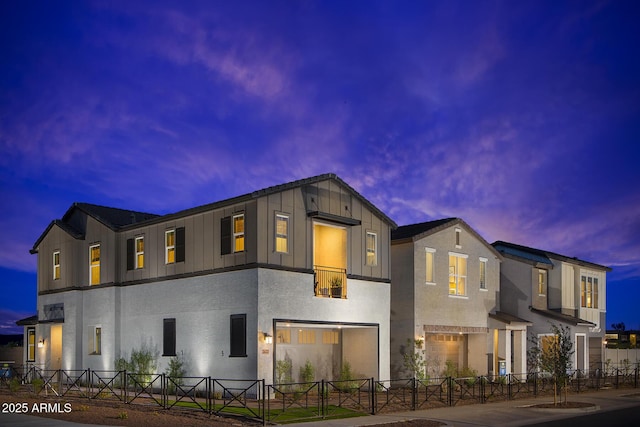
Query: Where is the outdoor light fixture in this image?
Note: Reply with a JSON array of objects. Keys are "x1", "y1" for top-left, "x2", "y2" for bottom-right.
[
  {"x1": 263, "y1": 332, "x2": 273, "y2": 344},
  {"x1": 38, "y1": 339, "x2": 45, "y2": 348}
]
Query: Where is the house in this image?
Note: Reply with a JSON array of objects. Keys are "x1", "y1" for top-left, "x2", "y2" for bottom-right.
[
  {"x1": 390, "y1": 218, "x2": 529, "y2": 378},
  {"x1": 492, "y1": 241, "x2": 611, "y2": 372},
  {"x1": 22, "y1": 174, "x2": 396, "y2": 384}
]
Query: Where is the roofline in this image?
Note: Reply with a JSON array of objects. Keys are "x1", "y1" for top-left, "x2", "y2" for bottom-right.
[
  {"x1": 394, "y1": 218, "x2": 503, "y2": 260},
  {"x1": 529, "y1": 307, "x2": 596, "y2": 327},
  {"x1": 493, "y1": 240, "x2": 611, "y2": 272},
  {"x1": 498, "y1": 250, "x2": 554, "y2": 269}
]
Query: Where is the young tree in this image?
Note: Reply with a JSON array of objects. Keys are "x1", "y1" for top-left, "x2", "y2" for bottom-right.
[
  {"x1": 529, "y1": 323, "x2": 574, "y2": 405},
  {"x1": 402, "y1": 338, "x2": 427, "y2": 380}
]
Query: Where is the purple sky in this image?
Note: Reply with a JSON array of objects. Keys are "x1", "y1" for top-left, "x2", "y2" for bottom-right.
[{"x1": 1, "y1": 0, "x2": 639, "y2": 334}]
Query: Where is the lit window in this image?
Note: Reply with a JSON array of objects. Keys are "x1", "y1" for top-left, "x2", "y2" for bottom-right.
[
  {"x1": 53, "y1": 251, "x2": 60, "y2": 280},
  {"x1": 425, "y1": 248, "x2": 435, "y2": 284},
  {"x1": 581, "y1": 275, "x2": 599, "y2": 308},
  {"x1": 366, "y1": 232, "x2": 377, "y2": 266},
  {"x1": 89, "y1": 326, "x2": 101, "y2": 355},
  {"x1": 298, "y1": 329, "x2": 316, "y2": 344},
  {"x1": 479, "y1": 258, "x2": 487, "y2": 289},
  {"x1": 275, "y1": 214, "x2": 289, "y2": 253},
  {"x1": 448, "y1": 253, "x2": 467, "y2": 296},
  {"x1": 233, "y1": 214, "x2": 245, "y2": 252},
  {"x1": 27, "y1": 328, "x2": 35, "y2": 361},
  {"x1": 135, "y1": 236, "x2": 144, "y2": 269},
  {"x1": 538, "y1": 269, "x2": 547, "y2": 295},
  {"x1": 276, "y1": 329, "x2": 291, "y2": 344},
  {"x1": 322, "y1": 330, "x2": 339, "y2": 344},
  {"x1": 166, "y1": 230, "x2": 175, "y2": 264},
  {"x1": 89, "y1": 244, "x2": 100, "y2": 285}
]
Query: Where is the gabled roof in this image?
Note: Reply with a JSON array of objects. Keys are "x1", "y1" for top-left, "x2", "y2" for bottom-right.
[
  {"x1": 31, "y1": 173, "x2": 397, "y2": 254},
  {"x1": 489, "y1": 311, "x2": 533, "y2": 326},
  {"x1": 530, "y1": 307, "x2": 596, "y2": 327},
  {"x1": 31, "y1": 203, "x2": 160, "y2": 253},
  {"x1": 493, "y1": 241, "x2": 611, "y2": 272},
  {"x1": 392, "y1": 217, "x2": 502, "y2": 259}
]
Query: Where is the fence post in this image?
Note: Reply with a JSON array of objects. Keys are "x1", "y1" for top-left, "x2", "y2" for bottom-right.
[
  {"x1": 411, "y1": 377, "x2": 416, "y2": 411},
  {"x1": 448, "y1": 377, "x2": 453, "y2": 406},
  {"x1": 321, "y1": 379, "x2": 326, "y2": 419},
  {"x1": 124, "y1": 370, "x2": 128, "y2": 404},
  {"x1": 370, "y1": 378, "x2": 375, "y2": 415},
  {"x1": 262, "y1": 379, "x2": 266, "y2": 426},
  {"x1": 207, "y1": 376, "x2": 212, "y2": 415},
  {"x1": 533, "y1": 372, "x2": 538, "y2": 397}
]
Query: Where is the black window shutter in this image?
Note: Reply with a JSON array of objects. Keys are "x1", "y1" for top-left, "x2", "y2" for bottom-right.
[
  {"x1": 126, "y1": 238, "x2": 134, "y2": 271},
  {"x1": 176, "y1": 227, "x2": 185, "y2": 263},
  {"x1": 230, "y1": 314, "x2": 246, "y2": 357},
  {"x1": 221, "y1": 217, "x2": 231, "y2": 255},
  {"x1": 163, "y1": 318, "x2": 176, "y2": 356}
]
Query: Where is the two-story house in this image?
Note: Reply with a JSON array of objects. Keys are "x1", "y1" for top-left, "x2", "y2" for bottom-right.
[
  {"x1": 24, "y1": 174, "x2": 396, "y2": 384},
  {"x1": 493, "y1": 241, "x2": 611, "y2": 372},
  {"x1": 390, "y1": 219, "x2": 528, "y2": 378}
]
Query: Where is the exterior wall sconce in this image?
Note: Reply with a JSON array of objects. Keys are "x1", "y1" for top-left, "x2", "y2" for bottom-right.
[
  {"x1": 38, "y1": 339, "x2": 45, "y2": 348},
  {"x1": 263, "y1": 332, "x2": 273, "y2": 344}
]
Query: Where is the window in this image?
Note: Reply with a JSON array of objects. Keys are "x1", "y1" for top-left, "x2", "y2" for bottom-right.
[
  {"x1": 230, "y1": 314, "x2": 246, "y2": 357},
  {"x1": 276, "y1": 329, "x2": 291, "y2": 344},
  {"x1": 322, "y1": 330, "x2": 339, "y2": 344},
  {"x1": 135, "y1": 237, "x2": 144, "y2": 269},
  {"x1": 275, "y1": 214, "x2": 289, "y2": 253},
  {"x1": 455, "y1": 228, "x2": 462, "y2": 248},
  {"x1": 163, "y1": 318, "x2": 176, "y2": 356},
  {"x1": 233, "y1": 214, "x2": 245, "y2": 252},
  {"x1": 366, "y1": 232, "x2": 377, "y2": 266},
  {"x1": 479, "y1": 257, "x2": 487, "y2": 289},
  {"x1": 89, "y1": 326, "x2": 101, "y2": 355},
  {"x1": 165, "y1": 228, "x2": 185, "y2": 264},
  {"x1": 27, "y1": 328, "x2": 35, "y2": 361},
  {"x1": 581, "y1": 275, "x2": 599, "y2": 308},
  {"x1": 538, "y1": 269, "x2": 547, "y2": 295},
  {"x1": 298, "y1": 329, "x2": 316, "y2": 344},
  {"x1": 448, "y1": 253, "x2": 467, "y2": 296},
  {"x1": 166, "y1": 230, "x2": 175, "y2": 264},
  {"x1": 425, "y1": 248, "x2": 435, "y2": 284},
  {"x1": 53, "y1": 251, "x2": 60, "y2": 280},
  {"x1": 89, "y1": 244, "x2": 100, "y2": 285}
]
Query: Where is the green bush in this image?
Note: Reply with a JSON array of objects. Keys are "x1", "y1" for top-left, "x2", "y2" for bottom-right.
[{"x1": 299, "y1": 360, "x2": 315, "y2": 384}]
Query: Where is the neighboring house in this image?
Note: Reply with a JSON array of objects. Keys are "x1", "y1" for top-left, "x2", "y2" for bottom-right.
[
  {"x1": 21, "y1": 174, "x2": 396, "y2": 384},
  {"x1": 390, "y1": 218, "x2": 528, "y2": 378},
  {"x1": 605, "y1": 330, "x2": 639, "y2": 349},
  {"x1": 493, "y1": 241, "x2": 611, "y2": 372}
]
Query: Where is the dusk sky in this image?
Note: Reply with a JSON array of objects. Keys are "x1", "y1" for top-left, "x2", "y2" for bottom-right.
[{"x1": 1, "y1": 0, "x2": 639, "y2": 334}]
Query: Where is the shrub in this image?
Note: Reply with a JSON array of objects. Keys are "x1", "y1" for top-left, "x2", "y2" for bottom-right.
[{"x1": 299, "y1": 360, "x2": 315, "y2": 384}]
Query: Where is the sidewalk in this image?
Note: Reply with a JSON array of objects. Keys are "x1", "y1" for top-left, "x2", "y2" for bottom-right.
[{"x1": 285, "y1": 388, "x2": 640, "y2": 427}]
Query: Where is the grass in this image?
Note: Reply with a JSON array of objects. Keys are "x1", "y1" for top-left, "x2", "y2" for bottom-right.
[{"x1": 167, "y1": 400, "x2": 367, "y2": 423}]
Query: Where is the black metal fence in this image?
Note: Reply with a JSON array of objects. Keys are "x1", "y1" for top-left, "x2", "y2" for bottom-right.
[{"x1": 2, "y1": 365, "x2": 640, "y2": 424}]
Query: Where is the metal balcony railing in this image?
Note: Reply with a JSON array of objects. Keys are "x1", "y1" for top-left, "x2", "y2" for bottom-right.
[{"x1": 314, "y1": 266, "x2": 347, "y2": 298}]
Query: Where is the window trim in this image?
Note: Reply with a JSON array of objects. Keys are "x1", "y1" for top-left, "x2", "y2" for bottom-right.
[
  {"x1": 448, "y1": 252, "x2": 468, "y2": 296},
  {"x1": 538, "y1": 269, "x2": 547, "y2": 296},
  {"x1": 581, "y1": 274, "x2": 599, "y2": 309},
  {"x1": 425, "y1": 248, "x2": 436, "y2": 285},
  {"x1": 27, "y1": 327, "x2": 35, "y2": 362},
  {"x1": 479, "y1": 257, "x2": 488, "y2": 290},
  {"x1": 89, "y1": 325, "x2": 102, "y2": 355},
  {"x1": 53, "y1": 250, "x2": 60, "y2": 280},
  {"x1": 89, "y1": 244, "x2": 100, "y2": 286},
  {"x1": 275, "y1": 213, "x2": 289, "y2": 253},
  {"x1": 365, "y1": 231, "x2": 378, "y2": 266},
  {"x1": 165, "y1": 229, "x2": 175, "y2": 264},
  {"x1": 135, "y1": 236, "x2": 144, "y2": 269},
  {"x1": 455, "y1": 228, "x2": 462, "y2": 249},
  {"x1": 233, "y1": 213, "x2": 245, "y2": 253}
]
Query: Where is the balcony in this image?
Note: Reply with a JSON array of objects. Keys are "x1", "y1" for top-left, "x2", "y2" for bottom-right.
[{"x1": 314, "y1": 266, "x2": 347, "y2": 298}]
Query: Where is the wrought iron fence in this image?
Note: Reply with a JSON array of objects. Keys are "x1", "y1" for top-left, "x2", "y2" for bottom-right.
[{"x1": 3, "y1": 367, "x2": 640, "y2": 424}]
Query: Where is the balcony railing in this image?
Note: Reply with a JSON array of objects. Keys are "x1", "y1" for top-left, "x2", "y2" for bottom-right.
[{"x1": 314, "y1": 266, "x2": 347, "y2": 298}]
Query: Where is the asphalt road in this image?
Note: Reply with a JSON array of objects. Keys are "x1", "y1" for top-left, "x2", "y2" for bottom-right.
[{"x1": 523, "y1": 404, "x2": 640, "y2": 427}]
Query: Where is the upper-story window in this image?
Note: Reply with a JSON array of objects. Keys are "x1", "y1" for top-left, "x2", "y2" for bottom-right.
[
  {"x1": 135, "y1": 236, "x2": 144, "y2": 269},
  {"x1": 448, "y1": 253, "x2": 467, "y2": 296},
  {"x1": 455, "y1": 228, "x2": 462, "y2": 248},
  {"x1": 275, "y1": 214, "x2": 289, "y2": 253},
  {"x1": 53, "y1": 251, "x2": 60, "y2": 280},
  {"x1": 164, "y1": 227, "x2": 185, "y2": 264},
  {"x1": 166, "y1": 230, "x2": 175, "y2": 264},
  {"x1": 89, "y1": 244, "x2": 100, "y2": 285},
  {"x1": 425, "y1": 248, "x2": 436, "y2": 284},
  {"x1": 233, "y1": 214, "x2": 245, "y2": 252},
  {"x1": 538, "y1": 269, "x2": 547, "y2": 295},
  {"x1": 581, "y1": 275, "x2": 599, "y2": 308},
  {"x1": 479, "y1": 257, "x2": 487, "y2": 290},
  {"x1": 366, "y1": 231, "x2": 377, "y2": 266}
]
